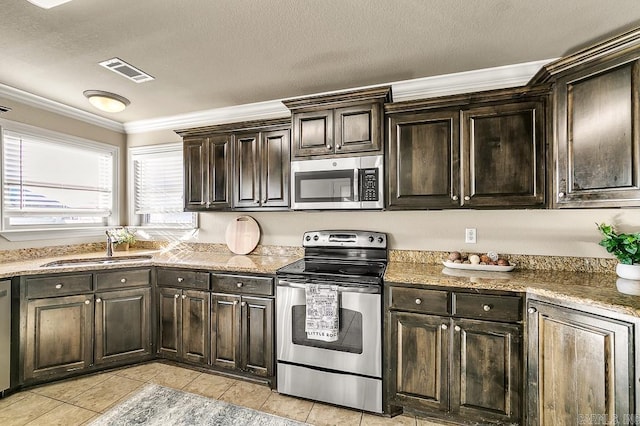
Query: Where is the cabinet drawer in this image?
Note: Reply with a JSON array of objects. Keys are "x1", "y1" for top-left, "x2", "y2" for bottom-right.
[
  {"x1": 389, "y1": 286, "x2": 449, "y2": 315},
  {"x1": 156, "y1": 269, "x2": 209, "y2": 290},
  {"x1": 211, "y1": 273, "x2": 273, "y2": 296},
  {"x1": 453, "y1": 293, "x2": 522, "y2": 322},
  {"x1": 26, "y1": 274, "x2": 92, "y2": 299},
  {"x1": 95, "y1": 268, "x2": 151, "y2": 290}
]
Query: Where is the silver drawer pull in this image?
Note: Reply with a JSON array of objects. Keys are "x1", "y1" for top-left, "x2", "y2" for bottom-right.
[
  {"x1": 482, "y1": 304, "x2": 492, "y2": 312},
  {"x1": 181, "y1": 294, "x2": 187, "y2": 299},
  {"x1": 236, "y1": 282, "x2": 243, "y2": 288},
  {"x1": 174, "y1": 294, "x2": 180, "y2": 299},
  {"x1": 233, "y1": 301, "x2": 238, "y2": 305},
  {"x1": 84, "y1": 300, "x2": 91, "y2": 305},
  {"x1": 454, "y1": 325, "x2": 461, "y2": 332},
  {"x1": 326, "y1": 145, "x2": 332, "y2": 150},
  {"x1": 96, "y1": 298, "x2": 102, "y2": 303},
  {"x1": 441, "y1": 324, "x2": 448, "y2": 330},
  {"x1": 55, "y1": 283, "x2": 63, "y2": 289},
  {"x1": 241, "y1": 301, "x2": 246, "y2": 307},
  {"x1": 120, "y1": 278, "x2": 127, "y2": 283},
  {"x1": 452, "y1": 195, "x2": 459, "y2": 201},
  {"x1": 177, "y1": 277, "x2": 184, "y2": 283},
  {"x1": 528, "y1": 307, "x2": 537, "y2": 314},
  {"x1": 558, "y1": 192, "x2": 565, "y2": 198},
  {"x1": 415, "y1": 298, "x2": 422, "y2": 305},
  {"x1": 464, "y1": 195, "x2": 471, "y2": 201}
]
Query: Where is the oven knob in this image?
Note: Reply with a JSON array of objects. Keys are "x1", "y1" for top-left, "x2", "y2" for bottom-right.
[
  {"x1": 368, "y1": 236, "x2": 374, "y2": 243},
  {"x1": 377, "y1": 237, "x2": 384, "y2": 244},
  {"x1": 313, "y1": 235, "x2": 319, "y2": 241}
]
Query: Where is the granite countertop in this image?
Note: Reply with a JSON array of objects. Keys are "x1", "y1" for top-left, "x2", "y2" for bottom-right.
[
  {"x1": 385, "y1": 262, "x2": 640, "y2": 319},
  {"x1": 0, "y1": 249, "x2": 300, "y2": 279}
]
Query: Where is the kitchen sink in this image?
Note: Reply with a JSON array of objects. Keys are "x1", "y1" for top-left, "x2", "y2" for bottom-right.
[{"x1": 41, "y1": 255, "x2": 153, "y2": 268}]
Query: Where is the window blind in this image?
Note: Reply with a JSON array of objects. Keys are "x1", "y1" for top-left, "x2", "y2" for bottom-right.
[
  {"x1": 133, "y1": 150, "x2": 184, "y2": 215},
  {"x1": 2, "y1": 129, "x2": 114, "y2": 227}
]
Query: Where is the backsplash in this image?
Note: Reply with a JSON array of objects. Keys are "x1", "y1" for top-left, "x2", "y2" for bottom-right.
[{"x1": 0, "y1": 242, "x2": 615, "y2": 273}]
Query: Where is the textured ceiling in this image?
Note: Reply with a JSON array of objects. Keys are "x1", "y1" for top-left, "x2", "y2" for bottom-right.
[{"x1": 1, "y1": 0, "x2": 639, "y2": 124}]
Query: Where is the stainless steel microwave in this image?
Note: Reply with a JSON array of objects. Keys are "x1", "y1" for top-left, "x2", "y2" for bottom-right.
[{"x1": 290, "y1": 155, "x2": 384, "y2": 210}]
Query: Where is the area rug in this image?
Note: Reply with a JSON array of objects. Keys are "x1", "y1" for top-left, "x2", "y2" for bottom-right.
[{"x1": 88, "y1": 383, "x2": 308, "y2": 426}]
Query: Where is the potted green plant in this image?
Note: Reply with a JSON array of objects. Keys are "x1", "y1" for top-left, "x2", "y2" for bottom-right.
[
  {"x1": 108, "y1": 227, "x2": 137, "y2": 251},
  {"x1": 596, "y1": 223, "x2": 640, "y2": 279}
]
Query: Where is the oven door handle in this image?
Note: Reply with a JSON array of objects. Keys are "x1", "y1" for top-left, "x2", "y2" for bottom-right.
[{"x1": 277, "y1": 280, "x2": 380, "y2": 294}]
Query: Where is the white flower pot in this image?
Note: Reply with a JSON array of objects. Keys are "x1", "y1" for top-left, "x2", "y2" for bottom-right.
[{"x1": 615, "y1": 263, "x2": 640, "y2": 280}]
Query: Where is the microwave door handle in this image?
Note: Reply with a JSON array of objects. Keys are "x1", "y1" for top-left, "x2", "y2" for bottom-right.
[{"x1": 353, "y1": 169, "x2": 360, "y2": 201}]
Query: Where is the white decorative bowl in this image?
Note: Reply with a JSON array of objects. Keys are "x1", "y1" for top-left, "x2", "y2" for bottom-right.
[
  {"x1": 616, "y1": 278, "x2": 640, "y2": 296},
  {"x1": 616, "y1": 263, "x2": 640, "y2": 280}
]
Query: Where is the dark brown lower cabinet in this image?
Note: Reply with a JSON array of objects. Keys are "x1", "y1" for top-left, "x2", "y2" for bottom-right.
[
  {"x1": 24, "y1": 294, "x2": 94, "y2": 381},
  {"x1": 211, "y1": 294, "x2": 274, "y2": 378},
  {"x1": 389, "y1": 312, "x2": 522, "y2": 424},
  {"x1": 527, "y1": 300, "x2": 636, "y2": 425},
  {"x1": 157, "y1": 287, "x2": 210, "y2": 364},
  {"x1": 94, "y1": 288, "x2": 151, "y2": 365}
]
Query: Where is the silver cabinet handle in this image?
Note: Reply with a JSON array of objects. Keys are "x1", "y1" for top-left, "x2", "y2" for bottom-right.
[
  {"x1": 241, "y1": 301, "x2": 246, "y2": 307},
  {"x1": 558, "y1": 192, "x2": 565, "y2": 198},
  {"x1": 452, "y1": 195, "x2": 459, "y2": 201},
  {"x1": 55, "y1": 283, "x2": 63, "y2": 289},
  {"x1": 84, "y1": 300, "x2": 91, "y2": 305},
  {"x1": 336, "y1": 144, "x2": 342, "y2": 150},
  {"x1": 236, "y1": 282, "x2": 243, "y2": 288},
  {"x1": 441, "y1": 324, "x2": 448, "y2": 330},
  {"x1": 96, "y1": 298, "x2": 102, "y2": 303},
  {"x1": 120, "y1": 278, "x2": 127, "y2": 283},
  {"x1": 326, "y1": 145, "x2": 332, "y2": 150},
  {"x1": 181, "y1": 294, "x2": 187, "y2": 299},
  {"x1": 464, "y1": 195, "x2": 470, "y2": 201},
  {"x1": 483, "y1": 304, "x2": 492, "y2": 312},
  {"x1": 415, "y1": 298, "x2": 422, "y2": 305},
  {"x1": 174, "y1": 294, "x2": 180, "y2": 299},
  {"x1": 454, "y1": 325, "x2": 461, "y2": 332},
  {"x1": 528, "y1": 307, "x2": 537, "y2": 314},
  {"x1": 233, "y1": 301, "x2": 238, "y2": 305},
  {"x1": 177, "y1": 277, "x2": 184, "y2": 283}
]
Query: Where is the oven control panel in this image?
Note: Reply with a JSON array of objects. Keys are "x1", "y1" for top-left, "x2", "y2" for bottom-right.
[{"x1": 303, "y1": 230, "x2": 387, "y2": 248}]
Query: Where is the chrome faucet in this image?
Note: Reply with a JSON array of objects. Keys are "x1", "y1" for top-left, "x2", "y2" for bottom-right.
[{"x1": 106, "y1": 230, "x2": 113, "y2": 257}]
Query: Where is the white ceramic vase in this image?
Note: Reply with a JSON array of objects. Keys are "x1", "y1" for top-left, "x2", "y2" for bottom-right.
[{"x1": 615, "y1": 263, "x2": 640, "y2": 280}]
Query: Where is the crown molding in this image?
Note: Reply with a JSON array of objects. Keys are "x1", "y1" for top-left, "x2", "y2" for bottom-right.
[
  {"x1": 390, "y1": 58, "x2": 557, "y2": 102},
  {"x1": 0, "y1": 83, "x2": 125, "y2": 132},
  {"x1": 0, "y1": 59, "x2": 555, "y2": 135}
]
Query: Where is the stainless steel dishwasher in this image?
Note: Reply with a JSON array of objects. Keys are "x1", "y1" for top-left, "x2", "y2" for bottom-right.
[{"x1": 0, "y1": 280, "x2": 10, "y2": 394}]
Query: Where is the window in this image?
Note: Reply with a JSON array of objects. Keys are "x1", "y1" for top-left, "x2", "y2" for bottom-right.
[
  {"x1": 1, "y1": 121, "x2": 118, "y2": 234},
  {"x1": 129, "y1": 143, "x2": 196, "y2": 229}
]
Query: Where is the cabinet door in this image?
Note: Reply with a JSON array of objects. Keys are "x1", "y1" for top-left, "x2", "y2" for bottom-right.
[
  {"x1": 335, "y1": 103, "x2": 382, "y2": 154},
  {"x1": 157, "y1": 287, "x2": 181, "y2": 359},
  {"x1": 208, "y1": 134, "x2": 233, "y2": 208},
  {"x1": 240, "y1": 297, "x2": 273, "y2": 377},
  {"x1": 388, "y1": 311, "x2": 449, "y2": 413},
  {"x1": 387, "y1": 110, "x2": 460, "y2": 208},
  {"x1": 527, "y1": 300, "x2": 635, "y2": 425},
  {"x1": 211, "y1": 293, "x2": 241, "y2": 370},
  {"x1": 556, "y1": 59, "x2": 640, "y2": 207},
  {"x1": 462, "y1": 101, "x2": 545, "y2": 207},
  {"x1": 183, "y1": 138, "x2": 208, "y2": 210},
  {"x1": 291, "y1": 110, "x2": 334, "y2": 157},
  {"x1": 260, "y1": 129, "x2": 290, "y2": 208},
  {"x1": 181, "y1": 290, "x2": 210, "y2": 365},
  {"x1": 234, "y1": 132, "x2": 260, "y2": 208},
  {"x1": 94, "y1": 288, "x2": 151, "y2": 365},
  {"x1": 450, "y1": 318, "x2": 521, "y2": 424},
  {"x1": 24, "y1": 295, "x2": 93, "y2": 381}
]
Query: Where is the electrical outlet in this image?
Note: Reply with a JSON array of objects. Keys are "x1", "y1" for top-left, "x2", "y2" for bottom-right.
[{"x1": 465, "y1": 228, "x2": 477, "y2": 244}]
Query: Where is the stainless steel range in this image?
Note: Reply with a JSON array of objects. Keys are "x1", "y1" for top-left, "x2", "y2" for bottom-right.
[{"x1": 276, "y1": 230, "x2": 387, "y2": 413}]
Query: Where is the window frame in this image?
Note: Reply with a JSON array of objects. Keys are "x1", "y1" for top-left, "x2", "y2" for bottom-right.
[
  {"x1": 0, "y1": 119, "x2": 120, "y2": 241},
  {"x1": 128, "y1": 142, "x2": 197, "y2": 235}
]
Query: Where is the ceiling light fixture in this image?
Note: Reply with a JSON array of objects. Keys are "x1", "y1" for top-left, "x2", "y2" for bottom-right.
[
  {"x1": 83, "y1": 90, "x2": 130, "y2": 113},
  {"x1": 26, "y1": 0, "x2": 73, "y2": 9}
]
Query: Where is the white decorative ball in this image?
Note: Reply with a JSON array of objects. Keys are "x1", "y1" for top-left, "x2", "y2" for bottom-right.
[
  {"x1": 487, "y1": 251, "x2": 499, "y2": 262},
  {"x1": 469, "y1": 254, "x2": 480, "y2": 264}
]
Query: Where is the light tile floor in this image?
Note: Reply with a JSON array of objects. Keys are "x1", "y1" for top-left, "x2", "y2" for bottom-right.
[{"x1": 0, "y1": 362, "x2": 447, "y2": 426}]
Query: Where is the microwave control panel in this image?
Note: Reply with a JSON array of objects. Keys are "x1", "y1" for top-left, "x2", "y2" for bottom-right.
[{"x1": 359, "y1": 168, "x2": 379, "y2": 201}]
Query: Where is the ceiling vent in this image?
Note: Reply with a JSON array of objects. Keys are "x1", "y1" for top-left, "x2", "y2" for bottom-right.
[
  {"x1": 98, "y1": 58, "x2": 154, "y2": 83},
  {"x1": 0, "y1": 106, "x2": 11, "y2": 114}
]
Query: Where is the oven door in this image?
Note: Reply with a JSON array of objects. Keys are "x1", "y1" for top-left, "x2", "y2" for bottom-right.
[{"x1": 276, "y1": 278, "x2": 381, "y2": 378}]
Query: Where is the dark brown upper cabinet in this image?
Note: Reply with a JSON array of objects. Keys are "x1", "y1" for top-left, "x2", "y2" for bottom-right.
[
  {"x1": 182, "y1": 135, "x2": 232, "y2": 211},
  {"x1": 386, "y1": 87, "x2": 547, "y2": 209},
  {"x1": 283, "y1": 87, "x2": 391, "y2": 159},
  {"x1": 233, "y1": 127, "x2": 290, "y2": 209},
  {"x1": 177, "y1": 118, "x2": 290, "y2": 211},
  {"x1": 531, "y1": 27, "x2": 640, "y2": 208}
]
